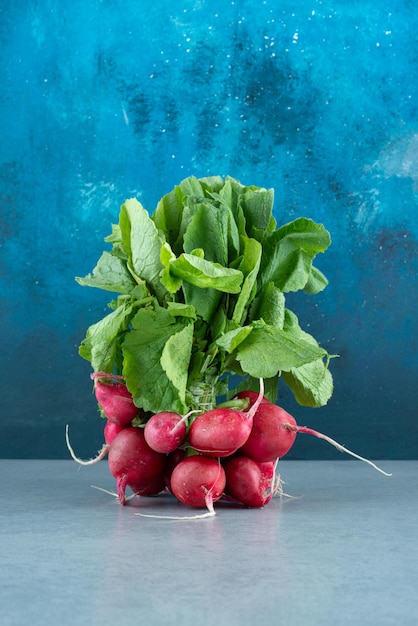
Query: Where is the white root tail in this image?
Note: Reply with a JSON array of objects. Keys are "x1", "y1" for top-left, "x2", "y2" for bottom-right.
[
  {"x1": 90, "y1": 484, "x2": 136, "y2": 501},
  {"x1": 65, "y1": 424, "x2": 109, "y2": 466},
  {"x1": 136, "y1": 461, "x2": 222, "y2": 521},
  {"x1": 135, "y1": 493, "x2": 216, "y2": 521},
  {"x1": 135, "y1": 512, "x2": 216, "y2": 521},
  {"x1": 284, "y1": 424, "x2": 392, "y2": 476}
]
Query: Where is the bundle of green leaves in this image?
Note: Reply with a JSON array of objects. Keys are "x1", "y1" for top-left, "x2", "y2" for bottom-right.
[{"x1": 77, "y1": 175, "x2": 334, "y2": 415}]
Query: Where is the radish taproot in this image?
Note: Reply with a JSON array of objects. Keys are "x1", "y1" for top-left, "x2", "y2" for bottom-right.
[
  {"x1": 91, "y1": 371, "x2": 139, "y2": 426},
  {"x1": 65, "y1": 424, "x2": 109, "y2": 465},
  {"x1": 224, "y1": 455, "x2": 277, "y2": 507},
  {"x1": 170, "y1": 456, "x2": 226, "y2": 509},
  {"x1": 144, "y1": 411, "x2": 187, "y2": 453},
  {"x1": 107, "y1": 427, "x2": 167, "y2": 504},
  {"x1": 240, "y1": 401, "x2": 391, "y2": 476},
  {"x1": 188, "y1": 379, "x2": 265, "y2": 457}
]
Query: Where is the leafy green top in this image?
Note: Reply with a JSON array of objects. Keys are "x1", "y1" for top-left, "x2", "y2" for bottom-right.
[{"x1": 76, "y1": 175, "x2": 334, "y2": 414}]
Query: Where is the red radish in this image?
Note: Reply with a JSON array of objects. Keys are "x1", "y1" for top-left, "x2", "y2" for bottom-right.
[
  {"x1": 104, "y1": 420, "x2": 125, "y2": 445},
  {"x1": 240, "y1": 403, "x2": 392, "y2": 476},
  {"x1": 132, "y1": 473, "x2": 166, "y2": 497},
  {"x1": 240, "y1": 403, "x2": 297, "y2": 462},
  {"x1": 91, "y1": 371, "x2": 139, "y2": 425},
  {"x1": 107, "y1": 427, "x2": 167, "y2": 504},
  {"x1": 164, "y1": 448, "x2": 186, "y2": 493},
  {"x1": 224, "y1": 455, "x2": 276, "y2": 507},
  {"x1": 144, "y1": 411, "x2": 187, "y2": 453},
  {"x1": 188, "y1": 378, "x2": 265, "y2": 457},
  {"x1": 170, "y1": 456, "x2": 226, "y2": 508}
]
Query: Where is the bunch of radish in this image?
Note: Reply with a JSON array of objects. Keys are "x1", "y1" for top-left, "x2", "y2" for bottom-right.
[
  {"x1": 67, "y1": 374, "x2": 390, "y2": 515},
  {"x1": 69, "y1": 175, "x2": 391, "y2": 517}
]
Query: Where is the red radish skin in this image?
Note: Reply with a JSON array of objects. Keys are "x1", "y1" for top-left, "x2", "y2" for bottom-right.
[
  {"x1": 144, "y1": 411, "x2": 187, "y2": 453},
  {"x1": 240, "y1": 403, "x2": 297, "y2": 462},
  {"x1": 107, "y1": 427, "x2": 167, "y2": 504},
  {"x1": 164, "y1": 448, "x2": 186, "y2": 493},
  {"x1": 91, "y1": 372, "x2": 139, "y2": 426},
  {"x1": 188, "y1": 379, "x2": 265, "y2": 457},
  {"x1": 170, "y1": 456, "x2": 226, "y2": 508},
  {"x1": 104, "y1": 421, "x2": 126, "y2": 445},
  {"x1": 224, "y1": 456, "x2": 276, "y2": 507},
  {"x1": 131, "y1": 473, "x2": 167, "y2": 497}
]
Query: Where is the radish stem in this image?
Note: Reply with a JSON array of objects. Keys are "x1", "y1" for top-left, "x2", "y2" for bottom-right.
[{"x1": 90, "y1": 371, "x2": 126, "y2": 383}]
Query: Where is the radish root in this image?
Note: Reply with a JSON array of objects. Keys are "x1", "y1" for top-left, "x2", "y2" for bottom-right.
[
  {"x1": 284, "y1": 423, "x2": 392, "y2": 476},
  {"x1": 135, "y1": 493, "x2": 216, "y2": 521},
  {"x1": 135, "y1": 510, "x2": 216, "y2": 521},
  {"x1": 65, "y1": 424, "x2": 109, "y2": 465},
  {"x1": 135, "y1": 490, "x2": 216, "y2": 520},
  {"x1": 135, "y1": 461, "x2": 222, "y2": 521},
  {"x1": 90, "y1": 484, "x2": 136, "y2": 501}
]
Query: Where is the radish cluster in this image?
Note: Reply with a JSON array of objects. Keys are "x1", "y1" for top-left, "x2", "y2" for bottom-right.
[{"x1": 67, "y1": 374, "x2": 390, "y2": 515}]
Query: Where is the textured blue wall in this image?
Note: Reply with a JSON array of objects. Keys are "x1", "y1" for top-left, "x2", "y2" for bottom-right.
[{"x1": 1, "y1": 1, "x2": 417, "y2": 459}]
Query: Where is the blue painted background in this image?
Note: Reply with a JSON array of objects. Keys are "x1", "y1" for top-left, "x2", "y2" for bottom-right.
[{"x1": 1, "y1": 1, "x2": 417, "y2": 459}]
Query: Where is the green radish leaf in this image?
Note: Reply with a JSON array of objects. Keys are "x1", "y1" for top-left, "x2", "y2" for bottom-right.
[
  {"x1": 216, "y1": 325, "x2": 253, "y2": 353},
  {"x1": 303, "y1": 265, "x2": 329, "y2": 295},
  {"x1": 77, "y1": 175, "x2": 335, "y2": 415},
  {"x1": 232, "y1": 237, "x2": 262, "y2": 324},
  {"x1": 207, "y1": 180, "x2": 243, "y2": 257},
  {"x1": 104, "y1": 223, "x2": 122, "y2": 245},
  {"x1": 169, "y1": 253, "x2": 243, "y2": 293},
  {"x1": 160, "y1": 323, "x2": 194, "y2": 406},
  {"x1": 152, "y1": 185, "x2": 185, "y2": 250},
  {"x1": 280, "y1": 306, "x2": 335, "y2": 406},
  {"x1": 179, "y1": 175, "x2": 206, "y2": 199},
  {"x1": 160, "y1": 242, "x2": 183, "y2": 293},
  {"x1": 210, "y1": 306, "x2": 228, "y2": 341},
  {"x1": 183, "y1": 202, "x2": 229, "y2": 266},
  {"x1": 259, "y1": 218, "x2": 331, "y2": 293},
  {"x1": 120, "y1": 198, "x2": 167, "y2": 302},
  {"x1": 250, "y1": 282, "x2": 286, "y2": 328},
  {"x1": 235, "y1": 324, "x2": 327, "y2": 378},
  {"x1": 239, "y1": 185, "x2": 275, "y2": 241},
  {"x1": 220, "y1": 178, "x2": 247, "y2": 240},
  {"x1": 282, "y1": 360, "x2": 334, "y2": 407},
  {"x1": 103, "y1": 224, "x2": 128, "y2": 260},
  {"x1": 198, "y1": 175, "x2": 225, "y2": 193},
  {"x1": 79, "y1": 302, "x2": 133, "y2": 372},
  {"x1": 122, "y1": 307, "x2": 192, "y2": 414},
  {"x1": 166, "y1": 302, "x2": 197, "y2": 319},
  {"x1": 274, "y1": 217, "x2": 331, "y2": 254},
  {"x1": 182, "y1": 282, "x2": 223, "y2": 323},
  {"x1": 75, "y1": 251, "x2": 136, "y2": 294}
]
